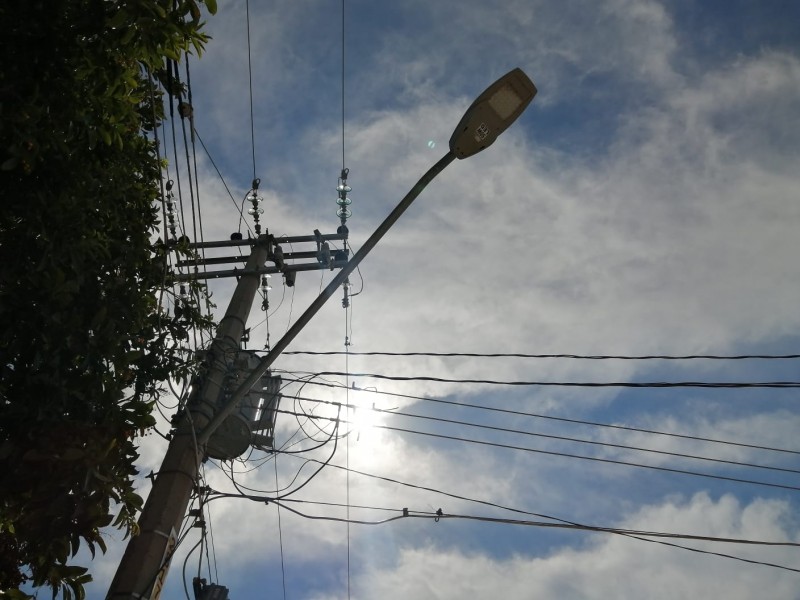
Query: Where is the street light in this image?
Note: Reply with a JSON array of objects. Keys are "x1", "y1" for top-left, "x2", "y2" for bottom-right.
[
  {"x1": 109, "y1": 68, "x2": 537, "y2": 599},
  {"x1": 199, "y1": 67, "x2": 538, "y2": 445}
]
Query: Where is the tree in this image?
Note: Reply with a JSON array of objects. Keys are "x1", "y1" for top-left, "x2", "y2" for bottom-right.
[{"x1": 0, "y1": 0, "x2": 217, "y2": 596}]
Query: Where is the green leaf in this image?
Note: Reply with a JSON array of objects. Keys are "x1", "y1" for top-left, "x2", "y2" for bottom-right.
[
  {"x1": 107, "y1": 9, "x2": 128, "y2": 29},
  {"x1": 0, "y1": 1, "x2": 216, "y2": 594},
  {"x1": 1, "y1": 590, "x2": 34, "y2": 599}
]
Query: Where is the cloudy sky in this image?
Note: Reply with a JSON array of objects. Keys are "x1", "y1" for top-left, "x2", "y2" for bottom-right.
[{"x1": 90, "y1": 1, "x2": 800, "y2": 598}]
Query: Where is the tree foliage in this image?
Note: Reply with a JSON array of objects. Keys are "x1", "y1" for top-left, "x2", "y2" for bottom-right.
[{"x1": 0, "y1": 0, "x2": 216, "y2": 596}]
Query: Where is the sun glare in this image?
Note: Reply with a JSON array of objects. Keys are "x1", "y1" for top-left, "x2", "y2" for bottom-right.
[{"x1": 347, "y1": 392, "x2": 384, "y2": 450}]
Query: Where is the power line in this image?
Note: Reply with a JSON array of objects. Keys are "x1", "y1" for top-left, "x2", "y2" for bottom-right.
[
  {"x1": 428, "y1": 513, "x2": 800, "y2": 574},
  {"x1": 284, "y1": 351, "x2": 800, "y2": 361},
  {"x1": 262, "y1": 461, "x2": 800, "y2": 574},
  {"x1": 206, "y1": 490, "x2": 800, "y2": 549},
  {"x1": 340, "y1": 0, "x2": 346, "y2": 171},
  {"x1": 193, "y1": 128, "x2": 253, "y2": 237},
  {"x1": 274, "y1": 456, "x2": 287, "y2": 600},
  {"x1": 379, "y1": 423, "x2": 800, "y2": 492},
  {"x1": 284, "y1": 393, "x2": 800, "y2": 476},
  {"x1": 207, "y1": 492, "x2": 800, "y2": 574},
  {"x1": 282, "y1": 454, "x2": 581, "y2": 527},
  {"x1": 272, "y1": 408, "x2": 800, "y2": 493},
  {"x1": 278, "y1": 376, "x2": 800, "y2": 456},
  {"x1": 245, "y1": 0, "x2": 257, "y2": 180},
  {"x1": 271, "y1": 499, "x2": 800, "y2": 548}
]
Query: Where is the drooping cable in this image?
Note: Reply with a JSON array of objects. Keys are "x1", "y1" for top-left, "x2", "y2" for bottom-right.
[
  {"x1": 192, "y1": 128, "x2": 254, "y2": 237},
  {"x1": 143, "y1": 65, "x2": 174, "y2": 336},
  {"x1": 201, "y1": 465, "x2": 220, "y2": 584},
  {"x1": 296, "y1": 370, "x2": 800, "y2": 388},
  {"x1": 182, "y1": 537, "x2": 204, "y2": 600},
  {"x1": 344, "y1": 284, "x2": 352, "y2": 600},
  {"x1": 264, "y1": 406, "x2": 342, "y2": 501},
  {"x1": 272, "y1": 459, "x2": 800, "y2": 574},
  {"x1": 341, "y1": 0, "x2": 346, "y2": 172},
  {"x1": 266, "y1": 502, "x2": 800, "y2": 574},
  {"x1": 276, "y1": 376, "x2": 800, "y2": 456},
  {"x1": 183, "y1": 55, "x2": 213, "y2": 334},
  {"x1": 166, "y1": 59, "x2": 188, "y2": 238},
  {"x1": 205, "y1": 484, "x2": 800, "y2": 575},
  {"x1": 283, "y1": 351, "x2": 800, "y2": 360}
]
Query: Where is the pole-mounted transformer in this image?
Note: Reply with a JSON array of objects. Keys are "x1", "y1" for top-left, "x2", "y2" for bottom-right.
[{"x1": 200, "y1": 350, "x2": 282, "y2": 460}]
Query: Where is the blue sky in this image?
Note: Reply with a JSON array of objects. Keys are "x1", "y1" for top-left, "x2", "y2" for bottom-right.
[{"x1": 86, "y1": 1, "x2": 800, "y2": 598}]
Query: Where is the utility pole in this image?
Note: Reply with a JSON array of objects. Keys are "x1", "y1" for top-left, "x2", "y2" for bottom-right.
[{"x1": 107, "y1": 67, "x2": 536, "y2": 599}]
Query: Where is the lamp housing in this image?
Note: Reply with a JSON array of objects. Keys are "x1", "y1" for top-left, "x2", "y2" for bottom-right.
[{"x1": 449, "y1": 68, "x2": 537, "y2": 159}]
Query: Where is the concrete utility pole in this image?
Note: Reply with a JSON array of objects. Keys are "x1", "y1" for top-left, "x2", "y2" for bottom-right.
[{"x1": 107, "y1": 237, "x2": 270, "y2": 599}]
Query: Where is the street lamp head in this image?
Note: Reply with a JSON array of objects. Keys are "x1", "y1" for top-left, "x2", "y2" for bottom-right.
[{"x1": 449, "y1": 68, "x2": 537, "y2": 159}]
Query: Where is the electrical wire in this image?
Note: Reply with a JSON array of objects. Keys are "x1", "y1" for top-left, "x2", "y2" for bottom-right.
[
  {"x1": 272, "y1": 408, "x2": 800, "y2": 493},
  {"x1": 278, "y1": 393, "x2": 800, "y2": 476},
  {"x1": 193, "y1": 127, "x2": 253, "y2": 237},
  {"x1": 182, "y1": 537, "x2": 204, "y2": 600},
  {"x1": 201, "y1": 465, "x2": 220, "y2": 584},
  {"x1": 277, "y1": 376, "x2": 800, "y2": 456},
  {"x1": 270, "y1": 499, "x2": 800, "y2": 548},
  {"x1": 293, "y1": 382, "x2": 339, "y2": 442},
  {"x1": 177, "y1": 71, "x2": 204, "y2": 344},
  {"x1": 269, "y1": 460, "x2": 800, "y2": 574},
  {"x1": 279, "y1": 455, "x2": 586, "y2": 531},
  {"x1": 275, "y1": 406, "x2": 342, "y2": 500},
  {"x1": 166, "y1": 60, "x2": 188, "y2": 238},
  {"x1": 283, "y1": 351, "x2": 800, "y2": 360},
  {"x1": 341, "y1": 0, "x2": 346, "y2": 172},
  {"x1": 144, "y1": 64, "x2": 174, "y2": 337},
  {"x1": 183, "y1": 55, "x2": 212, "y2": 327},
  {"x1": 296, "y1": 370, "x2": 800, "y2": 388},
  {"x1": 245, "y1": 0, "x2": 257, "y2": 181},
  {"x1": 378, "y1": 423, "x2": 800, "y2": 493},
  {"x1": 205, "y1": 490, "x2": 800, "y2": 574},
  {"x1": 274, "y1": 453, "x2": 288, "y2": 600}
]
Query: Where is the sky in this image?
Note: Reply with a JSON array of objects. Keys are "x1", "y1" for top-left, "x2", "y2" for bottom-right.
[{"x1": 86, "y1": 1, "x2": 800, "y2": 598}]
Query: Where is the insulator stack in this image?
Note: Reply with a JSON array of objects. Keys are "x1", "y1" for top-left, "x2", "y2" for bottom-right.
[
  {"x1": 336, "y1": 167, "x2": 352, "y2": 225},
  {"x1": 247, "y1": 178, "x2": 264, "y2": 235}
]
